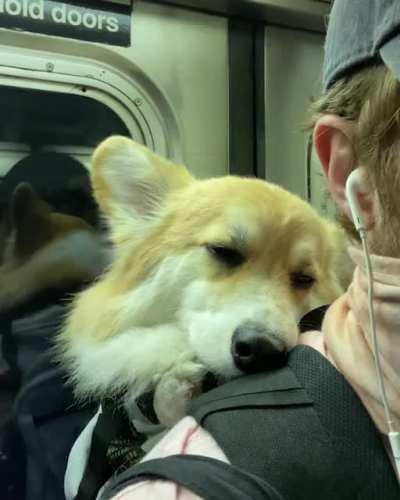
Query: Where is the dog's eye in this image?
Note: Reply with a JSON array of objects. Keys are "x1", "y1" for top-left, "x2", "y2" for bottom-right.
[
  {"x1": 290, "y1": 272, "x2": 316, "y2": 289},
  {"x1": 206, "y1": 245, "x2": 245, "y2": 268}
]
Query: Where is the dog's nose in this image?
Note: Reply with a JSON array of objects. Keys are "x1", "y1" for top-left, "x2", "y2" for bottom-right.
[{"x1": 231, "y1": 322, "x2": 286, "y2": 373}]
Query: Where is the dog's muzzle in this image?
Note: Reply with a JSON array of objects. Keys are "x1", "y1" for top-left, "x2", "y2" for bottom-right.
[{"x1": 231, "y1": 321, "x2": 287, "y2": 373}]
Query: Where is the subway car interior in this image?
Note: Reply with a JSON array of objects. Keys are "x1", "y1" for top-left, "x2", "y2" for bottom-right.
[{"x1": 4, "y1": 1, "x2": 397, "y2": 499}]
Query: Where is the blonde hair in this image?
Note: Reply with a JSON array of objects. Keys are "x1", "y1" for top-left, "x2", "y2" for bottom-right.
[{"x1": 309, "y1": 64, "x2": 400, "y2": 257}]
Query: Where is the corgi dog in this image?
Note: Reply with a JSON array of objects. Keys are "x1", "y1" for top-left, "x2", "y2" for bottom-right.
[
  {"x1": 59, "y1": 136, "x2": 349, "y2": 426},
  {"x1": 0, "y1": 182, "x2": 108, "y2": 313}
]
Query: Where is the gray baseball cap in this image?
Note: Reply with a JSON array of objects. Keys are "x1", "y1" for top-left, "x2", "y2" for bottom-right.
[{"x1": 324, "y1": 0, "x2": 400, "y2": 90}]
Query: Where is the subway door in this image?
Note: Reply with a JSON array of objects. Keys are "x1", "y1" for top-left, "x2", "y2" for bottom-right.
[{"x1": 263, "y1": 25, "x2": 335, "y2": 218}]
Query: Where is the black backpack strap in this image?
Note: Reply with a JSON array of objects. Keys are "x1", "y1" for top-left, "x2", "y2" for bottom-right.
[
  {"x1": 75, "y1": 399, "x2": 147, "y2": 500},
  {"x1": 75, "y1": 408, "x2": 119, "y2": 500},
  {"x1": 100, "y1": 455, "x2": 285, "y2": 500}
]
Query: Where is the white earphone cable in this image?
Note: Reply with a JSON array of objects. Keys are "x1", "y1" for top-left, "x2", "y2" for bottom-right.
[{"x1": 360, "y1": 230, "x2": 400, "y2": 478}]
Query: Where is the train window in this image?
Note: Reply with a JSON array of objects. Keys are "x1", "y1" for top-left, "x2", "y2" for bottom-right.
[
  {"x1": 0, "y1": 83, "x2": 133, "y2": 499},
  {"x1": 0, "y1": 84, "x2": 130, "y2": 177},
  {"x1": 0, "y1": 84, "x2": 129, "y2": 147}
]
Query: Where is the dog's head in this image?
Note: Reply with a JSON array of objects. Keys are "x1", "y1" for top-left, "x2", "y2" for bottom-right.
[
  {"x1": 87, "y1": 137, "x2": 346, "y2": 380},
  {"x1": 0, "y1": 182, "x2": 109, "y2": 311}
]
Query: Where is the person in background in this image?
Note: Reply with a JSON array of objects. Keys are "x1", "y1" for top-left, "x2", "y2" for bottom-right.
[{"x1": 0, "y1": 152, "x2": 109, "y2": 500}]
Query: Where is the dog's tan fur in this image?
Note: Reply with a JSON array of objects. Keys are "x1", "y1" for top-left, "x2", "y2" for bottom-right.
[
  {"x1": 59, "y1": 136, "x2": 350, "y2": 425},
  {"x1": 0, "y1": 183, "x2": 108, "y2": 312}
]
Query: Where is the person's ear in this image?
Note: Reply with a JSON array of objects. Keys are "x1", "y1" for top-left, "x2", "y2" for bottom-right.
[{"x1": 313, "y1": 115, "x2": 375, "y2": 230}]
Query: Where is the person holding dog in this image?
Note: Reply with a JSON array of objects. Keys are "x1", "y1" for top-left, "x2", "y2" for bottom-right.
[{"x1": 69, "y1": 1, "x2": 400, "y2": 498}]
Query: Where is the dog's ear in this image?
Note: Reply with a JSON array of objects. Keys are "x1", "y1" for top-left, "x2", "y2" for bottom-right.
[
  {"x1": 11, "y1": 183, "x2": 53, "y2": 258},
  {"x1": 91, "y1": 136, "x2": 193, "y2": 220}
]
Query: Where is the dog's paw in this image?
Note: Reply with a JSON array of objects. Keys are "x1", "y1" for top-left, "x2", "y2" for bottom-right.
[{"x1": 153, "y1": 360, "x2": 207, "y2": 427}]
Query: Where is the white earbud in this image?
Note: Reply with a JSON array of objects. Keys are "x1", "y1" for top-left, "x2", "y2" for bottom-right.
[{"x1": 345, "y1": 168, "x2": 367, "y2": 232}]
